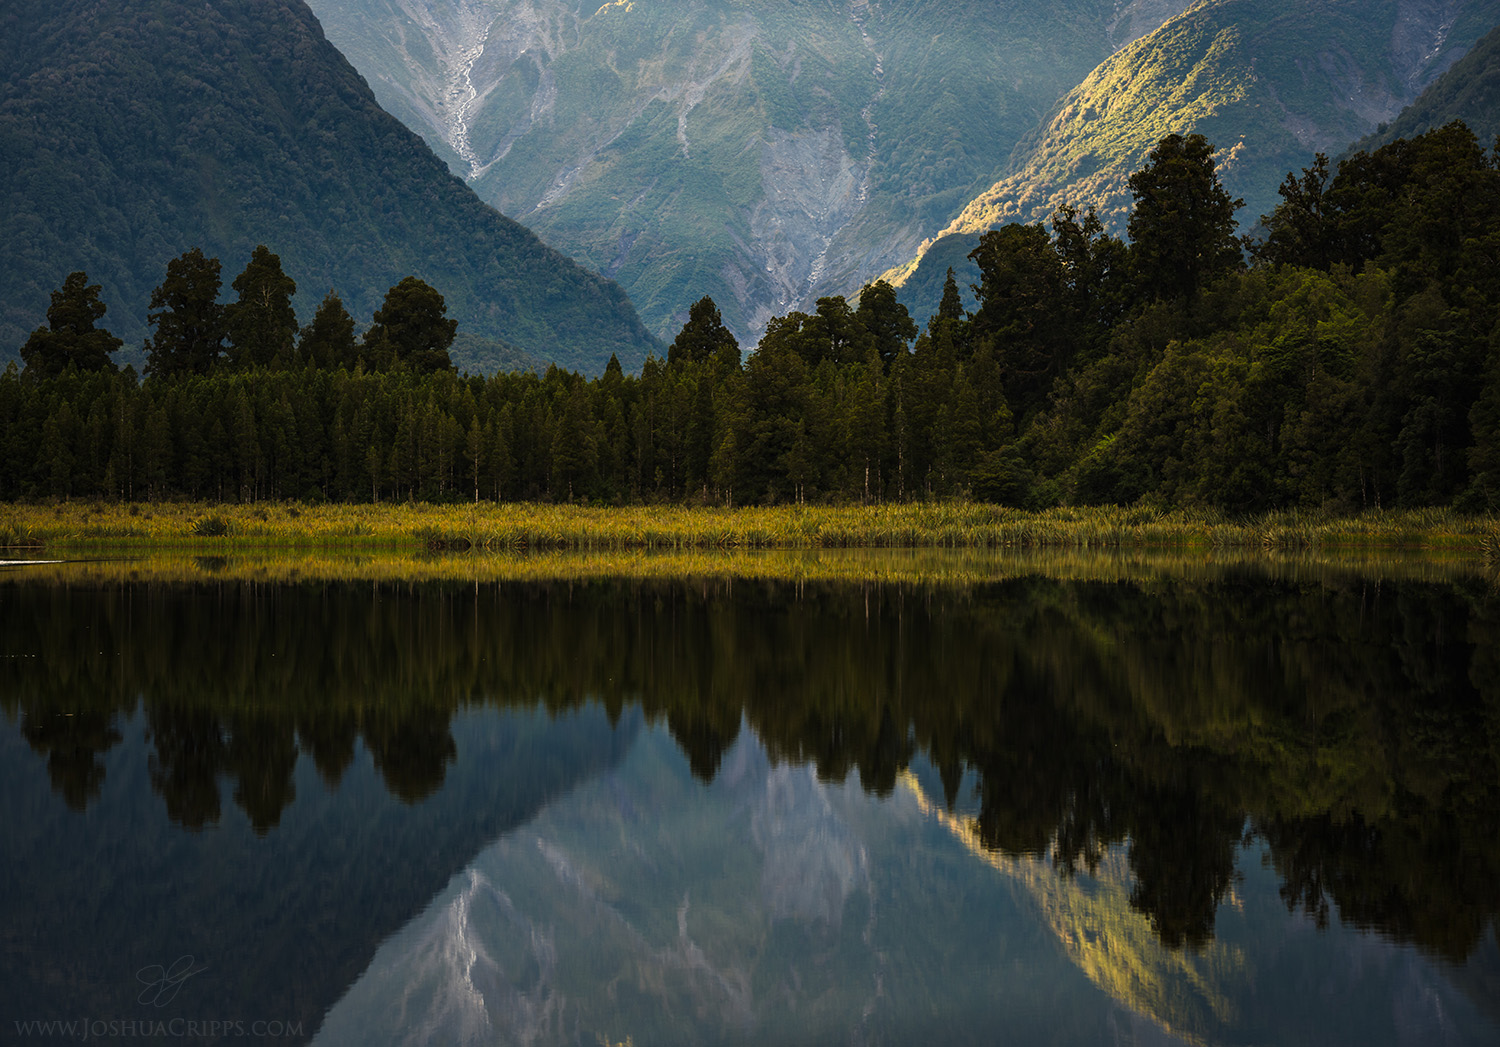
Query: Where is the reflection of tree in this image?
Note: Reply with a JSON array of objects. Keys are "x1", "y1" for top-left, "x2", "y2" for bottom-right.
[
  {"x1": 20, "y1": 707, "x2": 121, "y2": 811},
  {"x1": 665, "y1": 707, "x2": 740, "y2": 782},
  {"x1": 363, "y1": 712, "x2": 456, "y2": 804},
  {"x1": 3, "y1": 570, "x2": 1498, "y2": 958},
  {"x1": 1125, "y1": 780, "x2": 1242, "y2": 950},
  {"x1": 295, "y1": 707, "x2": 361, "y2": 788},
  {"x1": 1261, "y1": 809, "x2": 1497, "y2": 965},
  {"x1": 955, "y1": 658, "x2": 1244, "y2": 948},
  {"x1": 147, "y1": 705, "x2": 226, "y2": 829},
  {"x1": 966, "y1": 655, "x2": 1121, "y2": 864},
  {"x1": 226, "y1": 713, "x2": 298, "y2": 833}
]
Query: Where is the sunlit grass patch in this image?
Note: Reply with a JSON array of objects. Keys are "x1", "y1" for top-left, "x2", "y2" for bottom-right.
[{"x1": 2, "y1": 501, "x2": 1496, "y2": 558}]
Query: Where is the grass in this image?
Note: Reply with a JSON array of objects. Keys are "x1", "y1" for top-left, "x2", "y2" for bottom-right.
[
  {"x1": 0, "y1": 501, "x2": 1497, "y2": 560},
  {"x1": 6, "y1": 543, "x2": 1491, "y2": 590}
]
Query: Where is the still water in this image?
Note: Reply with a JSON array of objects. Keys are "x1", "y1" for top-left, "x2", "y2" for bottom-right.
[{"x1": 2, "y1": 552, "x2": 1498, "y2": 1045}]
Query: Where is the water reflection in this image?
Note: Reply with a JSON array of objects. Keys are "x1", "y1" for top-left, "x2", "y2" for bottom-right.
[
  {"x1": 314, "y1": 727, "x2": 1498, "y2": 1047},
  {"x1": 2, "y1": 556, "x2": 1499, "y2": 1040},
  {"x1": 0, "y1": 702, "x2": 634, "y2": 1044}
]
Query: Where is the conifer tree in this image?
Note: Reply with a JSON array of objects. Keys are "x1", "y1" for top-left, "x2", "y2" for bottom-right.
[
  {"x1": 225, "y1": 245, "x2": 298, "y2": 369},
  {"x1": 969, "y1": 223, "x2": 1069, "y2": 422},
  {"x1": 668, "y1": 296, "x2": 739, "y2": 367},
  {"x1": 298, "y1": 291, "x2": 359, "y2": 369},
  {"x1": 1127, "y1": 133, "x2": 1243, "y2": 302},
  {"x1": 21, "y1": 272, "x2": 123, "y2": 376},
  {"x1": 934, "y1": 269, "x2": 966, "y2": 328},
  {"x1": 146, "y1": 248, "x2": 225, "y2": 377},
  {"x1": 1254, "y1": 154, "x2": 1333, "y2": 269},
  {"x1": 361, "y1": 277, "x2": 457, "y2": 373},
  {"x1": 855, "y1": 280, "x2": 917, "y2": 370}
]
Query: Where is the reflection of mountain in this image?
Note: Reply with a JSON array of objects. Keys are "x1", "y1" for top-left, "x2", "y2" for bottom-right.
[
  {"x1": 0, "y1": 707, "x2": 634, "y2": 1046},
  {"x1": 316, "y1": 729, "x2": 885, "y2": 1046},
  {"x1": 317, "y1": 726, "x2": 1497, "y2": 1046},
  {"x1": 901, "y1": 770, "x2": 1239, "y2": 1045},
  {"x1": 906, "y1": 763, "x2": 1500, "y2": 1047},
  {"x1": 3, "y1": 563, "x2": 1499, "y2": 966}
]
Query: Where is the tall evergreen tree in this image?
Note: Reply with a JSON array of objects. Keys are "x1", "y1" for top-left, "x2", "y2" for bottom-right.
[
  {"x1": 855, "y1": 280, "x2": 918, "y2": 371},
  {"x1": 1254, "y1": 154, "x2": 1333, "y2": 269},
  {"x1": 225, "y1": 245, "x2": 298, "y2": 369},
  {"x1": 20, "y1": 272, "x2": 122, "y2": 376},
  {"x1": 146, "y1": 248, "x2": 225, "y2": 377},
  {"x1": 667, "y1": 296, "x2": 739, "y2": 368},
  {"x1": 807, "y1": 296, "x2": 872, "y2": 367},
  {"x1": 934, "y1": 269, "x2": 966, "y2": 328},
  {"x1": 1050, "y1": 204, "x2": 1131, "y2": 353},
  {"x1": 1127, "y1": 133, "x2": 1243, "y2": 303},
  {"x1": 969, "y1": 223, "x2": 1070, "y2": 422},
  {"x1": 361, "y1": 277, "x2": 457, "y2": 373},
  {"x1": 298, "y1": 291, "x2": 359, "y2": 370},
  {"x1": 924, "y1": 268, "x2": 971, "y2": 364}
]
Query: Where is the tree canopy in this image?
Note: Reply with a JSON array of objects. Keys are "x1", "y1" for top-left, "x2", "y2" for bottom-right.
[
  {"x1": 667, "y1": 297, "x2": 740, "y2": 370},
  {"x1": 9, "y1": 124, "x2": 1500, "y2": 513},
  {"x1": 146, "y1": 248, "x2": 226, "y2": 378},
  {"x1": 226, "y1": 246, "x2": 298, "y2": 370},
  {"x1": 360, "y1": 277, "x2": 458, "y2": 374},
  {"x1": 20, "y1": 272, "x2": 122, "y2": 376},
  {"x1": 1126, "y1": 133, "x2": 1243, "y2": 302}
]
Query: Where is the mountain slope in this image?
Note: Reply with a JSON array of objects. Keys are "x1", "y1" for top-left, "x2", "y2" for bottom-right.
[
  {"x1": 0, "y1": 0, "x2": 659, "y2": 373},
  {"x1": 1351, "y1": 21, "x2": 1500, "y2": 153},
  {"x1": 306, "y1": 0, "x2": 1197, "y2": 343},
  {"x1": 887, "y1": 0, "x2": 1500, "y2": 320}
]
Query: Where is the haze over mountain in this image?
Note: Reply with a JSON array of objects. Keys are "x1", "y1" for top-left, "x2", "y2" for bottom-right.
[
  {"x1": 0, "y1": 0, "x2": 659, "y2": 374},
  {"x1": 1351, "y1": 21, "x2": 1500, "y2": 153},
  {"x1": 305, "y1": 0, "x2": 1197, "y2": 343},
  {"x1": 887, "y1": 0, "x2": 1500, "y2": 324}
]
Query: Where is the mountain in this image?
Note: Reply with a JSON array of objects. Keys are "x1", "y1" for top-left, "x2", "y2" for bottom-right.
[
  {"x1": 0, "y1": 0, "x2": 659, "y2": 374},
  {"x1": 888, "y1": 0, "x2": 1500, "y2": 325},
  {"x1": 303, "y1": 0, "x2": 1197, "y2": 344},
  {"x1": 1351, "y1": 22, "x2": 1500, "y2": 153}
]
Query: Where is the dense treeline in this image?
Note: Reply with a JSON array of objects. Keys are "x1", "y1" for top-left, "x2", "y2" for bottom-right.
[{"x1": 7, "y1": 121, "x2": 1500, "y2": 510}]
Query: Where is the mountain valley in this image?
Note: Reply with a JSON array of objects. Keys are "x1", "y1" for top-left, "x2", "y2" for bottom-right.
[
  {"x1": 310, "y1": 0, "x2": 1499, "y2": 342},
  {"x1": 306, "y1": 0, "x2": 1198, "y2": 342}
]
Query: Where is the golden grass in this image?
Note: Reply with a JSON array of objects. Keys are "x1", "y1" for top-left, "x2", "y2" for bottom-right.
[
  {"x1": 0, "y1": 500, "x2": 1497, "y2": 558},
  {"x1": 2, "y1": 544, "x2": 1492, "y2": 590}
]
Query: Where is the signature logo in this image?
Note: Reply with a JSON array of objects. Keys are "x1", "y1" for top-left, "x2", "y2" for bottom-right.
[{"x1": 136, "y1": 956, "x2": 207, "y2": 1007}]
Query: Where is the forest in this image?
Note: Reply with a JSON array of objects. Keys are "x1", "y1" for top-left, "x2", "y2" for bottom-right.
[{"x1": 4, "y1": 121, "x2": 1499, "y2": 512}]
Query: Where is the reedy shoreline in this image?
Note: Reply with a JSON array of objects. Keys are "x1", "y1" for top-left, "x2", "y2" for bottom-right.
[{"x1": 2, "y1": 501, "x2": 1498, "y2": 559}]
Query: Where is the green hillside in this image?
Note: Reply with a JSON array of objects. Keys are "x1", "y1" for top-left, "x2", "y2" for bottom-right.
[
  {"x1": 308, "y1": 0, "x2": 1182, "y2": 342},
  {"x1": 0, "y1": 0, "x2": 659, "y2": 374},
  {"x1": 889, "y1": 0, "x2": 1500, "y2": 312}
]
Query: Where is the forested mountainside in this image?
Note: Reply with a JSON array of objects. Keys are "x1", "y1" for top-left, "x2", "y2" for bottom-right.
[
  {"x1": 1351, "y1": 22, "x2": 1500, "y2": 153},
  {"x1": 304, "y1": 0, "x2": 1195, "y2": 343},
  {"x1": 889, "y1": 0, "x2": 1500, "y2": 325},
  {"x1": 0, "y1": 0, "x2": 658, "y2": 375},
  {"x1": 8, "y1": 122, "x2": 1500, "y2": 514}
]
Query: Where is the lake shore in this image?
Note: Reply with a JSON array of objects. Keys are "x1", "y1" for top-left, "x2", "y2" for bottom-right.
[{"x1": 2, "y1": 501, "x2": 1498, "y2": 557}]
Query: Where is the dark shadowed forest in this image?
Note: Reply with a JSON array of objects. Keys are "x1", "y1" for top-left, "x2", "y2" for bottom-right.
[{"x1": 6, "y1": 124, "x2": 1500, "y2": 512}]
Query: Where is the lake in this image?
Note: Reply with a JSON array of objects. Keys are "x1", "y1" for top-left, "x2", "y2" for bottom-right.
[{"x1": 3, "y1": 550, "x2": 1498, "y2": 1045}]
